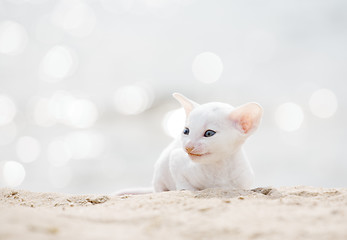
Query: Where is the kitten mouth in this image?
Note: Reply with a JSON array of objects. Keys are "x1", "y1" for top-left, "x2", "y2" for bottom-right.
[{"x1": 188, "y1": 152, "x2": 209, "y2": 157}]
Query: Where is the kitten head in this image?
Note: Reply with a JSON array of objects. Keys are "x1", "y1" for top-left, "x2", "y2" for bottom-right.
[{"x1": 173, "y1": 93, "x2": 263, "y2": 164}]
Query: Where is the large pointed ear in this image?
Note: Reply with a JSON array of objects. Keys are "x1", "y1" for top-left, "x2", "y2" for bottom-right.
[
  {"x1": 172, "y1": 93, "x2": 199, "y2": 117},
  {"x1": 229, "y1": 102, "x2": 263, "y2": 135}
]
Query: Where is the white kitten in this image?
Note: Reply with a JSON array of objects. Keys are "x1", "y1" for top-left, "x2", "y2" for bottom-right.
[{"x1": 152, "y1": 93, "x2": 263, "y2": 192}]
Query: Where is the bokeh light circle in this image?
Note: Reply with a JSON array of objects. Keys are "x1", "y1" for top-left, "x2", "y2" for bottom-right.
[
  {"x1": 113, "y1": 85, "x2": 154, "y2": 115},
  {"x1": 39, "y1": 45, "x2": 78, "y2": 82},
  {"x1": 192, "y1": 52, "x2": 223, "y2": 84},
  {"x1": 2, "y1": 161, "x2": 26, "y2": 187},
  {"x1": 67, "y1": 99, "x2": 99, "y2": 128},
  {"x1": 51, "y1": 0, "x2": 96, "y2": 37},
  {"x1": 162, "y1": 108, "x2": 185, "y2": 138},
  {"x1": 309, "y1": 89, "x2": 338, "y2": 119},
  {"x1": 275, "y1": 102, "x2": 304, "y2": 132},
  {"x1": 0, "y1": 95, "x2": 17, "y2": 126},
  {"x1": 0, "y1": 20, "x2": 28, "y2": 55}
]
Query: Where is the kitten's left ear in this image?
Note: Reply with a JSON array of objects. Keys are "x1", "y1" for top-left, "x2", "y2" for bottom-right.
[
  {"x1": 229, "y1": 102, "x2": 263, "y2": 135},
  {"x1": 172, "y1": 93, "x2": 199, "y2": 117}
]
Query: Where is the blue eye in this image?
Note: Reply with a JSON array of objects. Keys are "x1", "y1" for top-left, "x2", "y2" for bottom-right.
[
  {"x1": 183, "y1": 127, "x2": 190, "y2": 135},
  {"x1": 204, "y1": 130, "x2": 216, "y2": 137}
]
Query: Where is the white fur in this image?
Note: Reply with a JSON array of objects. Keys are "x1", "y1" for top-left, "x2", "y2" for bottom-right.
[{"x1": 152, "y1": 93, "x2": 263, "y2": 192}]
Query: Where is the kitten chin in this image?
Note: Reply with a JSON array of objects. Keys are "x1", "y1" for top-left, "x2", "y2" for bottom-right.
[{"x1": 187, "y1": 153, "x2": 219, "y2": 164}]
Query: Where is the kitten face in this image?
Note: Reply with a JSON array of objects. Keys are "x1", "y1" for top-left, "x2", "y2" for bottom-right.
[
  {"x1": 173, "y1": 93, "x2": 263, "y2": 164},
  {"x1": 181, "y1": 103, "x2": 243, "y2": 164}
]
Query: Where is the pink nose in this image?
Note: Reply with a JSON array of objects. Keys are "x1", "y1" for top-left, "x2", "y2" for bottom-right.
[{"x1": 185, "y1": 146, "x2": 195, "y2": 154}]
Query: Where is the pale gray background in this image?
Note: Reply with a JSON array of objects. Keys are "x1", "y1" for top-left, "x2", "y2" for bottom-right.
[{"x1": 0, "y1": 0, "x2": 346, "y2": 193}]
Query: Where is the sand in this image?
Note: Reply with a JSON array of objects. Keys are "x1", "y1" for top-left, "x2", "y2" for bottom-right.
[{"x1": 0, "y1": 186, "x2": 347, "y2": 240}]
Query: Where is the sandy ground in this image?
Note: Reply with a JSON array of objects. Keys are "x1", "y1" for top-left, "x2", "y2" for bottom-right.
[{"x1": 0, "y1": 186, "x2": 347, "y2": 240}]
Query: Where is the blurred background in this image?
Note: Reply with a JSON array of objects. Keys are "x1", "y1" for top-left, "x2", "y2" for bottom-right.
[{"x1": 0, "y1": 0, "x2": 346, "y2": 194}]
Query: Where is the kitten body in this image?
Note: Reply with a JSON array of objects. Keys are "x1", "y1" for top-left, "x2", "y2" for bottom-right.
[{"x1": 152, "y1": 93, "x2": 263, "y2": 192}]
